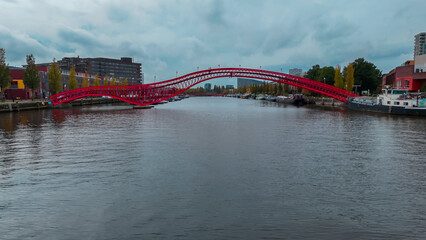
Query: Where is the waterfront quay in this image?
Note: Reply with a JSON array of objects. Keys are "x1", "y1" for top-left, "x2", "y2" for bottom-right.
[
  {"x1": 0, "y1": 94, "x2": 345, "y2": 114},
  {"x1": 0, "y1": 97, "x2": 122, "y2": 113}
]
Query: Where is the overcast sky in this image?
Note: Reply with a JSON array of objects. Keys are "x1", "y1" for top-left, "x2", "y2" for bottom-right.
[{"x1": 1, "y1": 0, "x2": 425, "y2": 84}]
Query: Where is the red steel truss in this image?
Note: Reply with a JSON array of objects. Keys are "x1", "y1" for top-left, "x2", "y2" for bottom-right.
[{"x1": 50, "y1": 68, "x2": 359, "y2": 106}]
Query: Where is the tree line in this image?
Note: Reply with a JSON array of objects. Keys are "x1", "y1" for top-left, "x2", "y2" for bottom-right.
[
  {"x1": 49, "y1": 60, "x2": 130, "y2": 95},
  {"x1": 0, "y1": 48, "x2": 12, "y2": 100},
  {"x1": 306, "y1": 58, "x2": 382, "y2": 94},
  {"x1": 186, "y1": 85, "x2": 232, "y2": 94},
  {"x1": 0, "y1": 51, "x2": 132, "y2": 100},
  {"x1": 186, "y1": 58, "x2": 382, "y2": 96},
  {"x1": 235, "y1": 82, "x2": 290, "y2": 95}
]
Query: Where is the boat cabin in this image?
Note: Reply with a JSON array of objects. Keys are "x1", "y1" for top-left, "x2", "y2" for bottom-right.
[{"x1": 379, "y1": 88, "x2": 425, "y2": 108}]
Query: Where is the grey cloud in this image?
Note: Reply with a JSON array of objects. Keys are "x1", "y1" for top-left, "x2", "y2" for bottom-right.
[
  {"x1": 1, "y1": 0, "x2": 426, "y2": 78},
  {"x1": 116, "y1": 41, "x2": 148, "y2": 59},
  {"x1": 262, "y1": 31, "x2": 306, "y2": 56},
  {"x1": 55, "y1": 28, "x2": 108, "y2": 57},
  {"x1": 0, "y1": 31, "x2": 53, "y2": 64},
  {"x1": 57, "y1": 28, "x2": 102, "y2": 48},
  {"x1": 313, "y1": 21, "x2": 356, "y2": 44},
  {"x1": 0, "y1": 0, "x2": 17, "y2": 3},
  {"x1": 108, "y1": 8, "x2": 129, "y2": 23},
  {"x1": 367, "y1": 43, "x2": 411, "y2": 60},
  {"x1": 205, "y1": 0, "x2": 227, "y2": 27}
]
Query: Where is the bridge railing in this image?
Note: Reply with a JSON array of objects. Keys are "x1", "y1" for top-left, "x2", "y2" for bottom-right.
[{"x1": 50, "y1": 68, "x2": 359, "y2": 106}]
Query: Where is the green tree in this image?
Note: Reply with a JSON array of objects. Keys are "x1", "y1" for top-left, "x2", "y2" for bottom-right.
[
  {"x1": 262, "y1": 81, "x2": 267, "y2": 94},
  {"x1": 23, "y1": 54, "x2": 40, "y2": 100},
  {"x1": 0, "y1": 64, "x2": 11, "y2": 100},
  {"x1": 68, "y1": 66, "x2": 78, "y2": 90},
  {"x1": 82, "y1": 76, "x2": 89, "y2": 88},
  {"x1": 0, "y1": 49, "x2": 11, "y2": 100},
  {"x1": 307, "y1": 64, "x2": 335, "y2": 86},
  {"x1": 345, "y1": 63, "x2": 355, "y2": 92},
  {"x1": 0, "y1": 48, "x2": 5, "y2": 65},
  {"x1": 302, "y1": 88, "x2": 310, "y2": 95},
  {"x1": 319, "y1": 66, "x2": 335, "y2": 85},
  {"x1": 277, "y1": 83, "x2": 283, "y2": 95},
  {"x1": 94, "y1": 74, "x2": 100, "y2": 86},
  {"x1": 103, "y1": 75, "x2": 108, "y2": 86},
  {"x1": 284, "y1": 84, "x2": 289, "y2": 94},
  {"x1": 123, "y1": 78, "x2": 128, "y2": 86},
  {"x1": 250, "y1": 84, "x2": 259, "y2": 94},
  {"x1": 110, "y1": 76, "x2": 116, "y2": 86},
  {"x1": 352, "y1": 58, "x2": 382, "y2": 94},
  {"x1": 118, "y1": 77, "x2": 122, "y2": 86},
  {"x1": 48, "y1": 60, "x2": 62, "y2": 94},
  {"x1": 334, "y1": 65, "x2": 344, "y2": 89},
  {"x1": 306, "y1": 64, "x2": 321, "y2": 81}
]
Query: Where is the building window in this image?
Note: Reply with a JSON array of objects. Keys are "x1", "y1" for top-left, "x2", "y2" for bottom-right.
[
  {"x1": 395, "y1": 101, "x2": 400, "y2": 105},
  {"x1": 405, "y1": 80, "x2": 410, "y2": 88},
  {"x1": 396, "y1": 80, "x2": 402, "y2": 88},
  {"x1": 387, "y1": 101, "x2": 391, "y2": 104},
  {"x1": 404, "y1": 102, "x2": 408, "y2": 106}
]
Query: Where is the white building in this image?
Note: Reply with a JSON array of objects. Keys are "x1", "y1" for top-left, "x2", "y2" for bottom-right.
[{"x1": 414, "y1": 32, "x2": 426, "y2": 57}]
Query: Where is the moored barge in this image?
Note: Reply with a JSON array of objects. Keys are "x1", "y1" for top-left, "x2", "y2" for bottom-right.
[{"x1": 348, "y1": 89, "x2": 426, "y2": 116}]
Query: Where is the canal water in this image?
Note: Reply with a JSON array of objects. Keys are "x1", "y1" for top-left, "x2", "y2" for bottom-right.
[{"x1": 1, "y1": 97, "x2": 425, "y2": 239}]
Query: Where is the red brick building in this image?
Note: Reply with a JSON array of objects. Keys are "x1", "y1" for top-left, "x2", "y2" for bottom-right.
[
  {"x1": 4, "y1": 67, "x2": 48, "y2": 100},
  {"x1": 382, "y1": 33, "x2": 426, "y2": 92},
  {"x1": 382, "y1": 62, "x2": 426, "y2": 91}
]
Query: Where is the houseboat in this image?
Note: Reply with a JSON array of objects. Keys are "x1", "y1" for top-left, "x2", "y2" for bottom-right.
[{"x1": 348, "y1": 88, "x2": 426, "y2": 116}]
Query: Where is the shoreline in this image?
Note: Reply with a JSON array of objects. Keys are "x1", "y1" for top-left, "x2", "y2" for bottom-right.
[
  {"x1": 0, "y1": 97, "x2": 123, "y2": 113},
  {"x1": 0, "y1": 96, "x2": 346, "y2": 114}
]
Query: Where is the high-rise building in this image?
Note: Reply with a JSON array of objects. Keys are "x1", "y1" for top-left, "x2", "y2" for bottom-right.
[
  {"x1": 289, "y1": 68, "x2": 303, "y2": 77},
  {"x1": 58, "y1": 57, "x2": 88, "y2": 73},
  {"x1": 204, "y1": 83, "x2": 212, "y2": 90},
  {"x1": 57, "y1": 57, "x2": 143, "y2": 84},
  {"x1": 414, "y1": 32, "x2": 426, "y2": 57},
  {"x1": 237, "y1": 78, "x2": 263, "y2": 88}
]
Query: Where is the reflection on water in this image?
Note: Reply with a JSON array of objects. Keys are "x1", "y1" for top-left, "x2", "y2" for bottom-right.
[
  {"x1": 0, "y1": 104, "x2": 136, "y2": 132},
  {"x1": 0, "y1": 110, "x2": 46, "y2": 132},
  {"x1": 0, "y1": 98, "x2": 425, "y2": 240}
]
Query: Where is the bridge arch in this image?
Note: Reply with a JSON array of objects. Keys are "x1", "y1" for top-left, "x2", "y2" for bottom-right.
[{"x1": 50, "y1": 68, "x2": 359, "y2": 106}]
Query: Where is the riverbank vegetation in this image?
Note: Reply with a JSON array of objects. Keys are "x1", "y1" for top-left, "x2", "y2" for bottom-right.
[
  {"x1": 189, "y1": 58, "x2": 382, "y2": 96},
  {"x1": 48, "y1": 59, "x2": 62, "y2": 94},
  {"x1": 305, "y1": 58, "x2": 381, "y2": 95},
  {"x1": 0, "y1": 49, "x2": 12, "y2": 100},
  {"x1": 23, "y1": 54, "x2": 40, "y2": 100},
  {"x1": 68, "y1": 66, "x2": 78, "y2": 90}
]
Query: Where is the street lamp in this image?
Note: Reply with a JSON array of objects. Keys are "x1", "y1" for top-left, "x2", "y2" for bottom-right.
[{"x1": 176, "y1": 71, "x2": 178, "y2": 77}]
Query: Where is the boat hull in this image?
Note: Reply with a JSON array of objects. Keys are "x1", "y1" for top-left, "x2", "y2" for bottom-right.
[{"x1": 348, "y1": 101, "x2": 426, "y2": 116}]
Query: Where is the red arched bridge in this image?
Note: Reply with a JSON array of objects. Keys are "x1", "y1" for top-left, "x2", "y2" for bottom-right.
[{"x1": 50, "y1": 68, "x2": 359, "y2": 106}]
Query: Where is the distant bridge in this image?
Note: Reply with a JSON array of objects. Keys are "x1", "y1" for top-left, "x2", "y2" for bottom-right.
[{"x1": 50, "y1": 68, "x2": 359, "y2": 106}]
